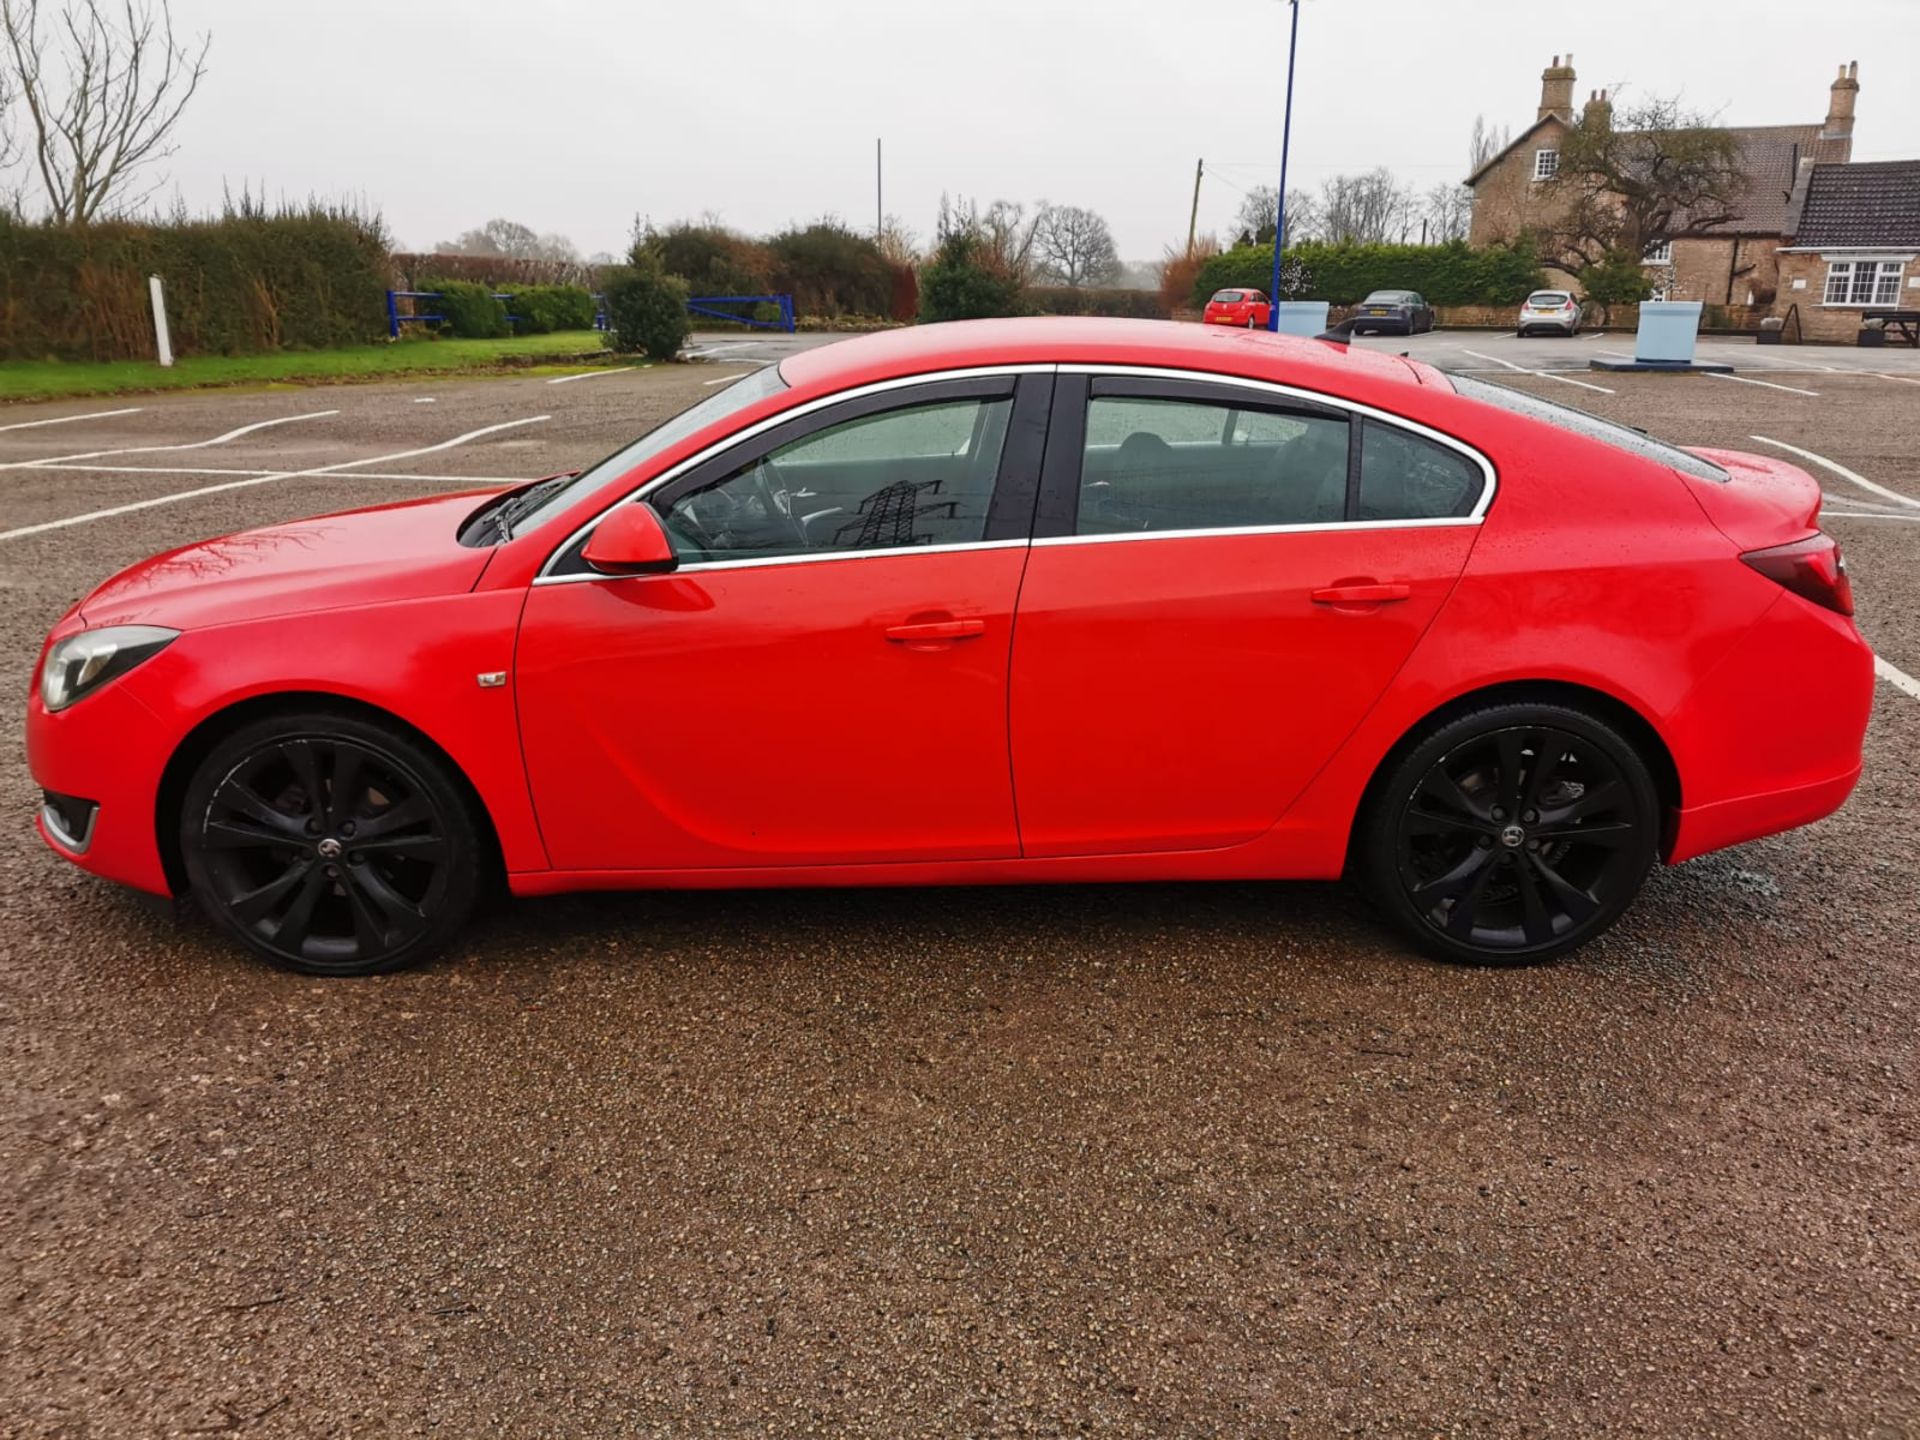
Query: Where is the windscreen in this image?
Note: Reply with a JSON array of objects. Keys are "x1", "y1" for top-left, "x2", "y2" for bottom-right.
[
  {"x1": 1211, "y1": 291, "x2": 1244, "y2": 303},
  {"x1": 1527, "y1": 291, "x2": 1571, "y2": 306},
  {"x1": 512, "y1": 365, "x2": 790, "y2": 533},
  {"x1": 1450, "y1": 373, "x2": 1729, "y2": 483}
]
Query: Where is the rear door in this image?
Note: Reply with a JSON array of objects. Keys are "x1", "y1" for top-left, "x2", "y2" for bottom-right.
[
  {"x1": 517, "y1": 371, "x2": 1051, "y2": 871},
  {"x1": 1006, "y1": 371, "x2": 1492, "y2": 858}
]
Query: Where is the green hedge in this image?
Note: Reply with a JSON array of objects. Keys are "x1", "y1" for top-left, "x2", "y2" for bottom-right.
[
  {"x1": 419, "y1": 278, "x2": 509, "y2": 338},
  {"x1": 1192, "y1": 238, "x2": 1544, "y2": 308},
  {"x1": 0, "y1": 207, "x2": 390, "y2": 362},
  {"x1": 1024, "y1": 286, "x2": 1168, "y2": 319},
  {"x1": 603, "y1": 258, "x2": 690, "y2": 360},
  {"x1": 507, "y1": 284, "x2": 597, "y2": 334}
]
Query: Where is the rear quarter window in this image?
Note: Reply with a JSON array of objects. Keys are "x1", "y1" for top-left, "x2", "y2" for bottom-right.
[{"x1": 1358, "y1": 420, "x2": 1482, "y2": 520}]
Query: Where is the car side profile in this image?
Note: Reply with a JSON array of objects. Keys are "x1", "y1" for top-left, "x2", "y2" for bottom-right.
[
  {"x1": 1203, "y1": 289, "x2": 1271, "y2": 328},
  {"x1": 1350, "y1": 289, "x2": 1436, "y2": 335},
  {"x1": 1518, "y1": 289, "x2": 1584, "y2": 336},
  {"x1": 29, "y1": 318, "x2": 1873, "y2": 976}
]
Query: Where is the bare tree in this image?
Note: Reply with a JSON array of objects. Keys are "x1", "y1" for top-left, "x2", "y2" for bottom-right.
[
  {"x1": 936, "y1": 194, "x2": 1043, "y2": 285},
  {"x1": 1423, "y1": 183, "x2": 1473, "y2": 243},
  {"x1": 1468, "y1": 114, "x2": 1510, "y2": 173},
  {"x1": 0, "y1": 0, "x2": 209, "y2": 224},
  {"x1": 1031, "y1": 202, "x2": 1121, "y2": 288},
  {"x1": 434, "y1": 218, "x2": 583, "y2": 262},
  {"x1": 1319, "y1": 168, "x2": 1418, "y2": 244},
  {"x1": 1233, "y1": 184, "x2": 1321, "y2": 247},
  {"x1": 1546, "y1": 95, "x2": 1747, "y2": 293}
]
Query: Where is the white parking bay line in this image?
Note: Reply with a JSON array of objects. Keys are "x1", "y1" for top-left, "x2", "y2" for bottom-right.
[
  {"x1": 0, "y1": 406, "x2": 144, "y2": 433},
  {"x1": 1747, "y1": 435, "x2": 1920, "y2": 510},
  {"x1": 1455, "y1": 349, "x2": 1613, "y2": 393},
  {"x1": 0, "y1": 410, "x2": 340, "y2": 472},
  {"x1": 547, "y1": 367, "x2": 639, "y2": 385},
  {"x1": 702, "y1": 372, "x2": 751, "y2": 386},
  {"x1": 27, "y1": 461, "x2": 536, "y2": 485},
  {"x1": 1878, "y1": 657, "x2": 1920, "y2": 701},
  {"x1": 0, "y1": 416, "x2": 549, "y2": 543},
  {"x1": 1708, "y1": 372, "x2": 1820, "y2": 397},
  {"x1": 1876, "y1": 373, "x2": 1920, "y2": 387}
]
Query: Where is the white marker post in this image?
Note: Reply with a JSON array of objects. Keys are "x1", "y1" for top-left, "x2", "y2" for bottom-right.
[{"x1": 149, "y1": 275, "x2": 174, "y2": 367}]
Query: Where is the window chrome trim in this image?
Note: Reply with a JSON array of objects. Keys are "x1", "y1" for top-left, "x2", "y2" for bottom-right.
[
  {"x1": 535, "y1": 364, "x2": 1057, "y2": 584},
  {"x1": 1059, "y1": 362, "x2": 1498, "y2": 522},
  {"x1": 1032, "y1": 516, "x2": 1479, "y2": 549},
  {"x1": 535, "y1": 537, "x2": 1030, "y2": 585}
]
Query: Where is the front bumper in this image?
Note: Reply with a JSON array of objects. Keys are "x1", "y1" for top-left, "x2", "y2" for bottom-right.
[{"x1": 26, "y1": 676, "x2": 178, "y2": 896}]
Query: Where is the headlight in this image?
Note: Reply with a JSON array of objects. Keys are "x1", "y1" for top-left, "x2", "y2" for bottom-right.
[{"x1": 38, "y1": 626, "x2": 178, "y2": 712}]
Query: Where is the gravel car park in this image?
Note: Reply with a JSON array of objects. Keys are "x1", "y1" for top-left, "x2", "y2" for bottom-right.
[{"x1": 3, "y1": 346, "x2": 1918, "y2": 1435}]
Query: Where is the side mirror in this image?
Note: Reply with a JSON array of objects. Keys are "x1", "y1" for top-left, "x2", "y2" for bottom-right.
[{"x1": 582, "y1": 503, "x2": 678, "y2": 575}]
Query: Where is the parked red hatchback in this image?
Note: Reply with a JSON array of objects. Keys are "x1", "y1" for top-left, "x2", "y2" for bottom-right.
[
  {"x1": 1203, "y1": 288, "x2": 1271, "y2": 328},
  {"x1": 29, "y1": 319, "x2": 1873, "y2": 975}
]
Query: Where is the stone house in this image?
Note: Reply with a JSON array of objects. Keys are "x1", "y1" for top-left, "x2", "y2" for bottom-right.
[
  {"x1": 1773, "y1": 159, "x2": 1920, "y2": 342},
  {"x1": 1466, "y1": 55, "x2": 1860, "y2": 308}
]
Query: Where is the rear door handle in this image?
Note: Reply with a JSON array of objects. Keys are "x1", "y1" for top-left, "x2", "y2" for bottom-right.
[
  {"x1": 1310, "y1": 583, "x2": 1412, "y2": 605},
  {"x1": 885, "y1": 618, "x2": 987, "y2": 643}
]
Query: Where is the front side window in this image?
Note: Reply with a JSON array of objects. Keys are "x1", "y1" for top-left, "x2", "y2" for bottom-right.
[
  {"x1": 1533, "y1": 149, "x2": 1559, "y2": 181},
  {"x1": 660, "y1": 397, "x2": 1012, "y2": 563},
  {"x1": 514, "y1": 365, "x2": 788, "y2": 536},
  {"x1": 1077, "y1": 396, "x2": 1350, "y2": 535}
]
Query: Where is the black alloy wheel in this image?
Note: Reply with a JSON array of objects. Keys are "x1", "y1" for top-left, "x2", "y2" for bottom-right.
[
  {"x1": 1361, "y1": 703, "x2": 1658, "y2": 965},
  {"x1": 181, "y1": 712, "x2": 483, "y2": 975}
]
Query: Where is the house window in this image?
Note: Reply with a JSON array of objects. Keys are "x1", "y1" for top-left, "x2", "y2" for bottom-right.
[
  {"x1": 1643, "y1": 239, "x2": 1673, "y2": 265},
  {"x1": 1533, "y1": 149, "x2": 1559, "y2": 181},
  {"x1": 1645, "y1": 284, "x2": 1669, "y2": 303},
  {"x1": 1822, "y1": 260, "x2": 1906, "y2": 307}
]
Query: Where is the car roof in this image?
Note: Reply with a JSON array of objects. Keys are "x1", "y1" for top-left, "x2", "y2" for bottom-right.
[{"x1": 777, "y1": 317, "x2": 1431, "y2": 397}]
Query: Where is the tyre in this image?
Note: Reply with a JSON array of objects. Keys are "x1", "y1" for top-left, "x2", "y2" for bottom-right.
[
  {"x1": 1357, "y1": 702, "x2": 1659, "y2": 966},
  {"x1": 179, "y1": 710, "x2": 486, "y2": 976}
]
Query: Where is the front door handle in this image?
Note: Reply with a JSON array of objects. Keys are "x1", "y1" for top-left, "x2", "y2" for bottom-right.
[
  {"x1": 885, "y1": 617, "x2": 987, "y2": 643},
  {"x1": 1310, "y1": 583, "x2": 1412, "y2": 606}
]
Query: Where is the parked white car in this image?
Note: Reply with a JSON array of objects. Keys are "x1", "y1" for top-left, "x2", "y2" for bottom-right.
[{"x1": 1517, "y1": 290, "x2": 1584, "y2": 336}]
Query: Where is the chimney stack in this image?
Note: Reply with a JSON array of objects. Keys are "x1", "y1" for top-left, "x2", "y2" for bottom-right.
[
  {"x1": 1825, "y1": 60, "x2": 1859, "y2": 140},
  {"x1": 1539, "y1": 53, "x2": 1577, "y2": 123},
  {"x1": 1582, "y1": 87, "x2": 1612, "y2": 129}
]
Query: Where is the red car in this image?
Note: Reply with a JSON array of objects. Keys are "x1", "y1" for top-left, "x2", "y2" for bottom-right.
[
  {"x1": 29, "y1": 319, "x2": 1872, "y2": 976},
  {"x1": 1204, "y1": 288, "x2": 1271, "y2": 328}
]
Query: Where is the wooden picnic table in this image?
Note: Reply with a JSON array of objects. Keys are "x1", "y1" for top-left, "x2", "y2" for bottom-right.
[{"x1": 1863, "y1": 309, "x2": 1920, "y2": 346}]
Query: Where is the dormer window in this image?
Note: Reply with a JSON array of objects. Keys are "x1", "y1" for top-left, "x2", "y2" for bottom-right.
[{"x1": 1533, "y1": 149, "x2": 1560, "y2": 181}]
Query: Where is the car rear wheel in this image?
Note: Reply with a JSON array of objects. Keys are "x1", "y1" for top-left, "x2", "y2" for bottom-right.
[
  {"x1": 1358, "y1": 702, "x2": 1659, "y2": 965},
  {"x1": 179, "y1": 710, "x2": 485, "y2": 976}
]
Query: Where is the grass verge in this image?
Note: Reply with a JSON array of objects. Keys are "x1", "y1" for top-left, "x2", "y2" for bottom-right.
[{"x1": 0, "y1": 332, "x2": 625, "y2": 402}]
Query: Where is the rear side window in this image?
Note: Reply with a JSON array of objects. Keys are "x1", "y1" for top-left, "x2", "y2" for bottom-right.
[
  {"x1": 1358, "y1": 419, "x2": 1481, "y2": 520},
  {"x1": 1450, "y1": 373, "x2": 1729, "y2": 483},
  {"x1": 1078, "y1": 395, "x2": 1350, "y2": 534}
]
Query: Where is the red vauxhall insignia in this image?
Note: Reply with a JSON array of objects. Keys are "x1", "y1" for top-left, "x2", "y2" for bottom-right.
[{"x1": 28, "y1": 319, "x2": 1873, "y2": 975}]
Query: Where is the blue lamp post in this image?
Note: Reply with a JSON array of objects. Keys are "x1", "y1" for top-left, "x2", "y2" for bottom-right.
[{"x1": 1267, "y1": 0, "x2": 1300, "y2": 330}]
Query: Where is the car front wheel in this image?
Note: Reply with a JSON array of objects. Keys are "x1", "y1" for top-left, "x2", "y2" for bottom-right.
[
  {"x1": 1358, "y1": 702, "x2": 1659, "y2": 965},
  {"x1": 179, "y1": 710, "x2": 486, "y2": 975}
]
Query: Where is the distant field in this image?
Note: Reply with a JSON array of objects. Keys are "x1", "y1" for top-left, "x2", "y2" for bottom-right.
[{"x1": 0, "y1": 331, "x2": 626, "y2": 402}]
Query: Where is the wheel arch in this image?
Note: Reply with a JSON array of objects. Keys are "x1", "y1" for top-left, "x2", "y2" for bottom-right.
[
  {"x1": 154, "y1": 690, "x2": 507, "y2": 896},
  {"x1": 1345, "y1": 678, "x2": 1683, "y2": 873}
]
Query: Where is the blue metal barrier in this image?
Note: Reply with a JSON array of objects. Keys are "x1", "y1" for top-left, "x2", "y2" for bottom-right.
[{"x1": 685, "y1": 294, "x2": 797, "y2": 333}]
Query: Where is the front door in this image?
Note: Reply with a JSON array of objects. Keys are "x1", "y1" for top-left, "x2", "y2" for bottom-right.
[
  {"x1": 1008, "y1": 374, "x2": 1489, "y2": 857},
  {"x1": 517, "y1": 373, "x2": 1048, "y2": 872}
]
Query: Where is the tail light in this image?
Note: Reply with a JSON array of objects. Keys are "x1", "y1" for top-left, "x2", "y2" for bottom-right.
[{"x1": 1740, "y1": 532, "x2": 1853, "y2": 616}]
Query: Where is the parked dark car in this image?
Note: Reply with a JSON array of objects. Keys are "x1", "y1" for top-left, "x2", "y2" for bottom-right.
[{"x1": 1351, "y1": 290, "x2": 1435, "y2": 335}]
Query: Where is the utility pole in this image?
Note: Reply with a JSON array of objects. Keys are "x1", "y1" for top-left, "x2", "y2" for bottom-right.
[
  {"x1": 1186, "y1": 158, "x2": 1204, "y2": 258},
  {"x1": 876, "y1": 138, "x2": 884, "y2": 242},
  {"x1": 1268, "y1": 0, "x2": 1299, "y2": 329}
]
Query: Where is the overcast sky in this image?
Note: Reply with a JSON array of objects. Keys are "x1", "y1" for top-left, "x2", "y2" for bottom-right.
[{"x1": 152, "y1": 0, "x2": 1918, "y2": 260}]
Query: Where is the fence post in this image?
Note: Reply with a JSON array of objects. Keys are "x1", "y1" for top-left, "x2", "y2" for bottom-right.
[
  {"x1": 386, "y1": 289, "x2": 401, "y2": 340},
  {"x1": 149, "y1": 275, "x2": 175, "y2": 367}
]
